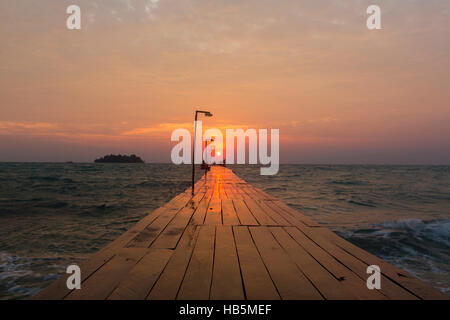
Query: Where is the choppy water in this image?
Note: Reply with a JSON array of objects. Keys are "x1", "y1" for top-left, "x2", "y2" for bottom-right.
[{"x1": 0, "y1": 163, "x2": 449, "y2": 299}]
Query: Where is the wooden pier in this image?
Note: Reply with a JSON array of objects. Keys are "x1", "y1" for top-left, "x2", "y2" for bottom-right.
[{"x1": 34, "y1": 167, "x2": 448, "y2": 300}]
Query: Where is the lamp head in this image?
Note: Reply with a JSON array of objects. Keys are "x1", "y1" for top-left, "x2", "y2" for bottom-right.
[{"x1": 195, "y1": 110, "x2": 213, "y2": 117}]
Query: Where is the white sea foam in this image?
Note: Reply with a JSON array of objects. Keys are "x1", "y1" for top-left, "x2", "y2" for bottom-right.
[{"x1": 379, "y1": 218, "x2": 450, "y2": 247}]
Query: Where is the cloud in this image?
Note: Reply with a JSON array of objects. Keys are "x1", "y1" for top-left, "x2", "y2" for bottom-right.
[
  {"x1": 120, "y1": 121, "x2": 264, "y2": 138},
  {"x1": 0, "y1": 121, "x2": 58, "y2": 133},
  {"x1": 121, "y1": 122, "x2": 192, "y2": 136},
  {"x1": 0, "y1": 121, "x2": 128, "y2": 143},
  {"x1": 306, "y1": 117, "x2": 339, "y2": 124}
]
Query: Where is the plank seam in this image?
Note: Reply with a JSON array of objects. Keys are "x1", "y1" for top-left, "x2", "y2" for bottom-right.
[
  {"x1": 173, "y1": 226, "x2": 200, "y2": 300},
  {"x1": 293, "y1": 227, "x2": 391, "y2": 299},
  {"x1": 208, "y1": 226, "x2": 218, "y2": 300},
  {"x1": 246, "y1": 227, "x2": 282, "y2": 299},
  {"x1": 268, "y1": 227, "x2": 326, "y2": 300},
  {"x1": 62, "y1": 254, "x2": 116, "y2": 299},
  {"x1": 231, "y1": 226, "x2": 248, "y2": 300},
  {"x1": 333, "y1": 241, "x2": 424, "y2": 299},
  {"x1": 145, "y1": 227, "x2": 199, "y2": 300}
]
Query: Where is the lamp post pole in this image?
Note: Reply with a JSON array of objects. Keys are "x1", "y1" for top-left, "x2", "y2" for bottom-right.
[
  {"x1": 192, "y1": 110, "x2": 213, "y2": 196},
  {"x1": 204, "y1": 139, "x2": 208, "y2": 180},
  {"x1": 204, "y1": 137, "x2": 215, "y2": 180}
]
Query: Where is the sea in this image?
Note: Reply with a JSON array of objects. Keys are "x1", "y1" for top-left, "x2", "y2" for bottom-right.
[{"x1": 0, "y1": 163, "x2": 448, "y2": 299}]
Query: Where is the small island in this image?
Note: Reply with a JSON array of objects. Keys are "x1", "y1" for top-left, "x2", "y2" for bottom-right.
[{"x1": 94, "y1": 154, "x2": 144, "y2": 163}]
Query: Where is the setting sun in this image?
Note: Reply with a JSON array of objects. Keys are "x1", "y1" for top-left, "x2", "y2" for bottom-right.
[{"x1": 0, "y1": 0, "x2": 449, "y2": 303}]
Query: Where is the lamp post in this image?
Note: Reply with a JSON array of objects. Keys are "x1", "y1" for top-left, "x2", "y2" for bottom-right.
[
  {"x1": 204, "y1": 137, "x2": 215, "y2": 179},
  {"x1": 192, "y1": 110, "x2": 213, "y2": 196}
]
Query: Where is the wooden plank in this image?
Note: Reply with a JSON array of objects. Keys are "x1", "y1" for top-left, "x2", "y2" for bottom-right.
[
  {"x1": 222, "y1": 184, "x2": 233, "y2": 199},
  {"x1": 98, "y1": 193, "x2": 189, "y2": 252},
  {"x1": 33, "y1": 250, "x2": 115, "y2": 300},
  {"x1": 248, "y1": 187, "x2": 268, "y2": 200},
  {"x1": 284, "y1": 226, "x2": 385, "y2": 299},
  {"x1": 184, "y1": 177, "x2": 208, "y2": 197},
  {"x1": 66, "y1": 248, "x2": 149, "y2": 300},
  {"x1": 240, "y1": 186, "x2": 263, "y2": 200},
  {"x1": 177, "y1": 226, "x2": 216, "y2": 300},
  {"x1": 266, "y1": 197, "x2": 425, "y2": 300},
  {"x1": 165, "y1": 191, "x2": 194, "y2": 208},
  {"x1": 219, "y1": 183, "x2": 227, "y2": 199},
  {"x1": 210, "y1": 226, "x2": 245, "y2": 300},
  {"x1": 229, "y1": 186, "x2": 243, "y2": 199},
  {"x1": 245, "y1": 199, "x2": 277, "y2": 226},
  {"x1": 204, "y1": 199, "x2": 222, "y2": 225},
  {"x1": 212, "y1": 179, "x2": 221, "y2": 200},
  {"x1": 125, "y1": 187, "x2": 201, "y2": 249},
  {"x1": 233, "y1": 200, "x2": 259, "y2": 226},
  {"x1": 294, "y1": 226, "x2": 418, "y2": 300},
  {"x1": 233, "y1": 226, "x2": 280, "y2": 300},
  {"x1": 251, "y1": 186, "x2": 276, "y2": 200},
  {"x1": 126, "y1": 209, "x2": 179, "y2": 248},
  {"x1": 266, "y1": 200, "x2": 320, "y2": 227},
  {"x1": 190, "y1": 190, "x2": 212, "y2": 225},
  {"x1": 148, "y1": 226, "x2": 199, "y2": 300},
  {"x1": 221, "y1": 199, "x2": 240, "y2": 225},
  {"x1": 255, "y1": 200, "x2": 291, "y2": 226},
  {"x1": 108, "y1": 249, "x2": 173, "y2": 299},
  {"x1": 311, "y1": 227, "x2": 449, "y2": 300},
  {"x1": 33, "y1": 205, "x2": 168, "y2": 300},
  {"x1": 249, "y1": 227, "x2": 323, "y2": 300},
  {"x1": 151, "y1": 206, "x2": 196, "y2": 249},
  {"x1": 269, "y1": 227, "x2": 357, "y2": 300},
  {"x1": 234, "y1": 185, "x2": 251, "y2": 200}
]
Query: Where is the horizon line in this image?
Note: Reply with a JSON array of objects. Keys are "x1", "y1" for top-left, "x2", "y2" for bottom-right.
[{"x1": 1, "y1": 161, "x2": 449, "y2": 166}]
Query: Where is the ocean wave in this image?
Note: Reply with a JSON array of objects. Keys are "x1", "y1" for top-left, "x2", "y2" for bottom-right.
[
  {"x1": 379, "y1": 218, "x2": 450, "y2": 247},
  {"x1": 342, "y1": 218, "x2": 450, "y2": 249},
  {"x1": 337, "y1": 218, "x2": 450, "y2": 293},
  {"x1": 34, "y1": 201, "x2": 69, "y2": 209},
  {"x1": 0, "y1": 252, "x2": 79, "y2": 299},
  {"x1": 130, "y1": 181, "x2": 185, "y2": 188},
  {"x1": 348, "y1": 199, "x2": 377, "y2": 207},
  {"x1": 264, "y1": 187, "x2": 287, "y2": 192},
  {"x1": 331, "y1": 180, "x2": 366, "y2": 186},
  {"x1": 28, "y1": 176, "x2": 60, "y2": 182}
]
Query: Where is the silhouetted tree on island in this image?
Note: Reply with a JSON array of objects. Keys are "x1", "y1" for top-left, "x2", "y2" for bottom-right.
[{"x1": 94, "y1": 154, "x2": 144, "y2": 163}]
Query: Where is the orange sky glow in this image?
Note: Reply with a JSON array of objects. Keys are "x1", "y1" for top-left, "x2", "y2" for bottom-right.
[{"x1": 1, "y1": 0, "x2": 449, "y2": 163}]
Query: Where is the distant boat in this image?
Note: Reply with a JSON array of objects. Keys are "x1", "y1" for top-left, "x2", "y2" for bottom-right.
[{"x1": 94, "y1": 154, "x2": 144, "y2": 163}]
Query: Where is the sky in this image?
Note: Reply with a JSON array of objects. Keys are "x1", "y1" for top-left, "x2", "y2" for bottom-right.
[{"x1": 0, "y1": 0, "x2": 449, "y2": 164}]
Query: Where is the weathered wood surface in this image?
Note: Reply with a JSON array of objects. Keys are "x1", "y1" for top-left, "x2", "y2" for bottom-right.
[{"x1": 34, "y1": 167, "x2": 448, "y2": 300}]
